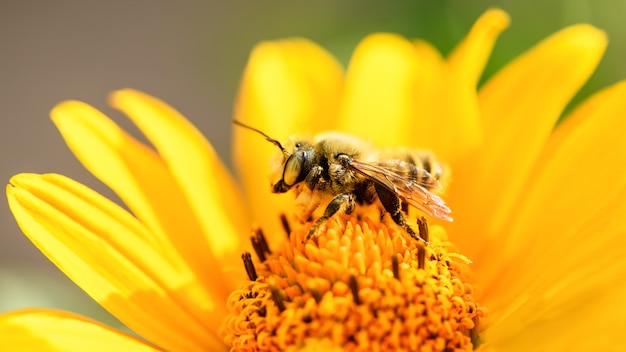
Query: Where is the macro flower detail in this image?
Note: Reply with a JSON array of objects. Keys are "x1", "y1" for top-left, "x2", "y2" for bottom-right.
[
  {"x1": 4, "y1": 7, "x2": 626, "y2": 352},
  {"x1": 222, "y1": 217, "x2": 485, "y2": 351}
]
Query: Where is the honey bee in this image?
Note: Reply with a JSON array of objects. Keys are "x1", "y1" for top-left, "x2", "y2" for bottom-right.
[{"x1": 234, "y1": 120, "x2": 452, "y2": 244}]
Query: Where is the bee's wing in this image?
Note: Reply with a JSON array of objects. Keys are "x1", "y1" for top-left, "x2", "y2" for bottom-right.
[{"x1": 348, "y1": 159, "x2": 453, "y2": 222}]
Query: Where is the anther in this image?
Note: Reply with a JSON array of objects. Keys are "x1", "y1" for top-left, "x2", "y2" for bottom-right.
[
  {"x1": 258, "y1": 228, "x2": 271, "y2": 254},
  {"x1": 471, "y1": 315, "x2": 482, "y2": 349},
  {"x1": 241, "y1": 252, "x2": 258, "y2": 281},
  {"x1": 257, "y1": 306, "x2": 267, "y2": 317},
  {"x1": 392, "y1": 254, "x2": 401, "y2": 280},
  {"x1": 417, "y1": 216, "x2": 429, "y2": 243},
  {"x1": 223, "y1": 215, "x2": 484, "y2": 351},
  {"x1": 417, "y1": 245, "x2": 426, "y2": 270},
  {"x1": 269, "y1": 285, "x2": 286, "y2": 312},
  {"x1": 251, "y1": 227, "x2": 271, "y2": 262},
  {"x1": 280, "y1": 213, "x2": 291, "y2": 237},
  {"x1": 349, "y1": 275, "x2": 361, "y2": 305},
  {"x1": 311, "y1": 290, "x2": 323, "y2": 303}
]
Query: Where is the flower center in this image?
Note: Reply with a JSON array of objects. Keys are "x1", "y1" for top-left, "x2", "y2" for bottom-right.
[{"x1": 221, "y1": 214, "x2": 485, "y2": 351}]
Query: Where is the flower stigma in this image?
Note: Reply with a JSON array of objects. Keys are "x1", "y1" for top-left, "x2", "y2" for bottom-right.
[{"x1": 221, "y1": 213, "x2": 485, "y2": 351}]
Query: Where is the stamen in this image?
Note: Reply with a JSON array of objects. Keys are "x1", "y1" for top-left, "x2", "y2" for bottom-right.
[
  {"x1": 223, "y1": 216, "x2": 484, "y2": 350},
  {"x1": 417, "y1": 244, "x2": 426, "y2": 269},
  {"x1": 471, "y1": 315, "x2": 483, "y2": 348},
  {"x1": 280, "y1": 213, "x2": 291, "y2": 237},
  {"x1": 416, "y1": 217, "x2": 429, "y2": 269},
  {"x1": 349, "y1": 275, "x2": 360, "y2": 305},
  {"x1": 392, "y1": 254, "x2": 400, "y2": 280},
  {"x1": 269, "y1": 284, "x2": 286, "y2": 312},
  {"x1": 241, "y1": 252, "x2": 258, "y2": 281},
  {"x1": 417, "y1": 216, "x2": 429, "y2": 243},
  {"x1": 250, "y1": 227, "x2": 271, "y2": 262},
  {"x1": 257, "y1": 306, "x2": 267, "y2": 318},
  {"x1": 311, "y1": 290, "x2": 323, "y2": 303}
]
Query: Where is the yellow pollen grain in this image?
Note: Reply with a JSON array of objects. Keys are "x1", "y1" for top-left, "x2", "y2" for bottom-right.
[{"x1": 220, "y1": 215, "x2": 485, "y2": 351}]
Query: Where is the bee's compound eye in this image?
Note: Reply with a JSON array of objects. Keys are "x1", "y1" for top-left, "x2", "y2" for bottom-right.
[{"x1": 283, "y1": 153, "x2": 304, "y2": 186}]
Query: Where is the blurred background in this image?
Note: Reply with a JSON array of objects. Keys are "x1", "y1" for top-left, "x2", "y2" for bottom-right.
[{"x1": 1, "y1": 0, "x2": 625, "y2": 331}]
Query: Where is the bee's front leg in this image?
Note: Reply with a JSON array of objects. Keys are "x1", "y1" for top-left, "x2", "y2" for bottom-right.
[
  {"x1": 374, "y1": 184, "x2": 429, "y2": 245},
  {"x1": 294, "y1": 166, "x2": 325, "y2": 223},
  {"x1": 305, "y1": 165, "x2": 323, "y2": 190},
  {"x1": 294, "y1": 186, "x2": 321, "y2": 223},
  {"x1": 303, "y1": 192, "x2": 356, "y2": 242}
]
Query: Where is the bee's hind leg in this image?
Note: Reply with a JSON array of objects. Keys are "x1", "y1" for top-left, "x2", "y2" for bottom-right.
[
  {"x1": 304, "y1": 193, "x2": 356, "y2": 242},
  {"x1": 374, "y1": 184, "x2": 429, "y2": 245}
]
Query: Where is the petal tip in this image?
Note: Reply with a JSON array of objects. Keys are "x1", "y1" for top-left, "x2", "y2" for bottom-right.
[
  {"x1": 349, "y1": 32, "x2": 417, "y2": 67},
  {"x1": 247, "y1": 38, "x2": 311, "y2": 61},
  {"x1": 568, "y1": 24, "x2": 608, "y2": 49},
  {"x1": 50, "y1": 100, "x2": 84, "y2": 122},
  {"x1": 543, "y1": 24, "x2": 607, "y2": 56},
  {"x1": 108, "y1": 88, "x2": 141, "y2": 107},
  {"x1": 359, "y1": 32, "x2": 412, "y2": 50},
  {"x1": 480, "y1": 8, "x2": 511, "y2": 32}
]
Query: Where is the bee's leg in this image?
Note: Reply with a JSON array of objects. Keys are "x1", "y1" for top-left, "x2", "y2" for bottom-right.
[
  {"x1": 374, "y1": 184, "x2": 429, "y2": 245},
  {"x1": 293, "y1": 166, "x2": 325, "y2": 223},
  {"x1": 304, "y1": 193, "x2": 356, "y2": 242},
  {"x1": 305, "y1": 165, "x2": 324, "y2": 190}
]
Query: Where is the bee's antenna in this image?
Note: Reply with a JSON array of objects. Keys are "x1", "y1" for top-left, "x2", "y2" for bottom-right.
[{"x1": 233, "y1": 120, "x2": 285, "y2": 153}]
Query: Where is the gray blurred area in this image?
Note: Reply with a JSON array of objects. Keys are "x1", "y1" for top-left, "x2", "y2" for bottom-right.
[{"x1": 1, "y1": 1, "x2": 625, "y2": 329}]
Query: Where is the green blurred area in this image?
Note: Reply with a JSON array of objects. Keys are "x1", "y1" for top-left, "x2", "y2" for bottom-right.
[
  {"x1": 1, "y1": 0, "x2": 624, "y2": 333},
  {"x1": 210, "y1": 0, "x2": 625, "y2": 117}
]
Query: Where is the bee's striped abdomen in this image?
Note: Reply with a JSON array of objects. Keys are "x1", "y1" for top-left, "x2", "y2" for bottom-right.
[{"x1": 375, "y1": 149, "x2": 446, "y2": 191}]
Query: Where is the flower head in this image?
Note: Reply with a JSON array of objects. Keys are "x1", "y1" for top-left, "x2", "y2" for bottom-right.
[
  {"x1": 4, "y1": 8, "x2": 626, "y2": 352},
  {"x1": 222, "y1": 216, "x2": 484, "y2": 351}
]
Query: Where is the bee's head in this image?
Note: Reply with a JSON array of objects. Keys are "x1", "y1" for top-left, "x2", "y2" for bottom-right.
[
  {"x1": 271, "y1": 139, "x2": 314, "y2": 193},
  {"x1": 233, "y1": 120, "x2": 314, "y2": 194}
]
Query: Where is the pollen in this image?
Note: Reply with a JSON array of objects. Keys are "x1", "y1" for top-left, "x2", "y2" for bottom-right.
[{"x1": 221, "y1": 215, "x2": 485, "y2": 351}]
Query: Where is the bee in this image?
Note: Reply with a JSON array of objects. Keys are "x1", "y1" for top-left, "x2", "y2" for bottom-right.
[{"x1": 234, "y1": 120, "x2": 452, "y2": 244}]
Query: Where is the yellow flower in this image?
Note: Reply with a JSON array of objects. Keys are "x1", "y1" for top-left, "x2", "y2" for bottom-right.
[{"x1": 3, "y1": 8, "x2": 626, "y2": 351}]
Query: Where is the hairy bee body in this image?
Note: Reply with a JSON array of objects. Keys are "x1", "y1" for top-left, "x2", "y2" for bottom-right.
[
  {"x1": 369, "y1": 148, "x2": 445, "y2": 190},
  {"x1": 235, "y1": 121, "x2": 452, "y2": 243}
]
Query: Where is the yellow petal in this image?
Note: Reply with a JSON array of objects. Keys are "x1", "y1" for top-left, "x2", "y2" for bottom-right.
[
  {"x1": 408, "y1": 9, "x2": 509, "y2": 162},
  {"x1": 108, "y1": 89, "x2": 249, "y2": 287},
  {"x1": 51, "y1": 100, "x2": 236, "y2": 293},
  {"x1": 450, "y1": 24, "x2": 607, "y2": 254},
  {"x1": 233, "y1": 39, "x2": 343, "y2": 238},
  {"x1": 7, "y1": 174, "x2": 225, "y2": 351},
  {"x1": 0, "y1": 309, "x2": 159, "y2": 351},
  {"x1": 407, "y1": 40, "x2": 448, "y2": 152},
  {"x1": 337, "y1": 33, "x2": 419, "y2": 147},
  {"x1": 234, "y1": 38, "x2": 344, "y2": 137},
  {"x1": 488, "y1": 269, "x2": 626, "y2": 351},
  {"x1": 448, "y1": 8, "x2": 510, "y2": 86},
  {"x1": 481, "y1": 81, "x2": 626, "y2": 344},
  {"x1": 425, "y1": 8, "x2": 510, "y2": 161}
]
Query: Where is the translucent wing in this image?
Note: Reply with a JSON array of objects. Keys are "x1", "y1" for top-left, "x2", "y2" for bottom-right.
[{"x1": 347, "y1": 159, "x2": 453, "y2": 222}]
